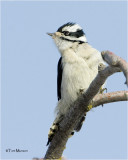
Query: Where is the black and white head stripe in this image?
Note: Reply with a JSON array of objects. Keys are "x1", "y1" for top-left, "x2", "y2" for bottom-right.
[
  {"x1": 57, "y1": 22, "x2": 75, "y2": 32},
  {"x1": 60, "y1": 37, "x2": 85, "y2": 44},
  {"x1": 57, "y1": 22, "x2": 87, "y2": 43}
]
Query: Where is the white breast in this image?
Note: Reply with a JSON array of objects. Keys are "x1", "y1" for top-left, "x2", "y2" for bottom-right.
[{"x1": 55, "y1": 45, "x2": 104, "y2": 115}]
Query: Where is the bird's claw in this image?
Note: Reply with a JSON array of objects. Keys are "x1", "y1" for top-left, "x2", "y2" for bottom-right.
[{"x1": 99, "y1": 87, "x2": 107, "y2": 94}]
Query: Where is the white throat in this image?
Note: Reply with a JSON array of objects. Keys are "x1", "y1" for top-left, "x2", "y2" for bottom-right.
[{"x1": 53, "y1": 35, "x2": 87, "y2": 53}]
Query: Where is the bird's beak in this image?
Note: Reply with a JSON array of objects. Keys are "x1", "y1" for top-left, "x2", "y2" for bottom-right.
[{"x1": 47, "y1": 32, "x2": 55, "y2": 37}]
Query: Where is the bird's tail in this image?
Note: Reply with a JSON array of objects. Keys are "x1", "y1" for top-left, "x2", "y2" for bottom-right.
[{"x1": 46, "y1": 114, "x2": 63, "y2": 146}]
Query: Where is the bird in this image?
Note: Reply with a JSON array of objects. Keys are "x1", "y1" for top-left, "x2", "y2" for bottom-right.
[{"x1": 47, "y1": 22, "x2": 105, "y2": 146}]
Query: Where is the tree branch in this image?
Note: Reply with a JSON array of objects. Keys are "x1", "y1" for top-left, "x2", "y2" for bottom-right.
[
  {"x1": 101, "y1": 50, "x2": 128, "y2": 85},
  {"x1": 44, "y1": 51, "x2": 128, "y2": 159},
  {"x1": 92, "y1": 90, "x2": 128, "y2": 107}
]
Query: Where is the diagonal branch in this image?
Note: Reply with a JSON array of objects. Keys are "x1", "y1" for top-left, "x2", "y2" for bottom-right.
[{"x1": 44, "y1": 51, "x2": 128, "y2": 159}]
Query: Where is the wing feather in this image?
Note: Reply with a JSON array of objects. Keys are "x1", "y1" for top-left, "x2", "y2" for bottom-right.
[{"x1": 57, "y1": 57, "x2": 63, "y2": 101}]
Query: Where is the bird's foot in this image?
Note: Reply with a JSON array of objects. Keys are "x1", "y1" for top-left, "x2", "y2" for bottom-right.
[
  {"x1": 87, "y1": 103, "x2": 93, "y2": 112},
  {"x1": 99, "y1": 87, "x2": 107, "y2": 107},
  {"x1": 99, "y1": 87, "x2": 107, "y2": 94}
]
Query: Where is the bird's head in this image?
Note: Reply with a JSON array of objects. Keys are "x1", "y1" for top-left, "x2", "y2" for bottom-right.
[{"x1": 47, "y1": 22, "x2": 87, "y2": 51}]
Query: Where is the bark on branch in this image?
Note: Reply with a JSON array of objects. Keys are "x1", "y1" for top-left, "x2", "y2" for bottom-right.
[
  {"x1": 93, "y1": 90, "x2": 128, "y2": 107},
  {"x1": 44, "y1": 51, "x2": 128, "y2": 159},
  {"x1": 101, "y1": 51, "x2": 128, "y2": 85}
]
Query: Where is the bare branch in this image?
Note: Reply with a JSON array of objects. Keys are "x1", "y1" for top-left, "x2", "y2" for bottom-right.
[
  {"x1": 44, "y1": 51, "x2": 128, "y2": 159},
  {"x1": 93, "y1": 90, "x2": 128, "y2": 107},
  {"x1": 101, "y1": 51, "x2": 128, "y2": 85}
]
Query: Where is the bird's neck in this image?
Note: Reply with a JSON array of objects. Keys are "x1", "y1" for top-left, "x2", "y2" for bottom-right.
[{"x1": 60, "y1": 46, "x2": 80, "y2": 64}]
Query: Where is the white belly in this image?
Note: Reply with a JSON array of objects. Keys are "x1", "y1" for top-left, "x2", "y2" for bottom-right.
[
  {"x1": 62, "y1": 60, "x2": 96, "y2": 103},
  {"x1": 55, "y1": 57, "x2": 98, "y2": 115}
]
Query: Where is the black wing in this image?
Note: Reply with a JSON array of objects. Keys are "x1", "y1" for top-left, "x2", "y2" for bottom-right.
[{"x1": 57, "y1": 57, "x2": 63, "y2": 101}]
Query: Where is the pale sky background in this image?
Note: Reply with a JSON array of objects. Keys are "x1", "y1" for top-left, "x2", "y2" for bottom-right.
[{"x1": 1, "y1": 1, "x2": 127, "y2": 159}]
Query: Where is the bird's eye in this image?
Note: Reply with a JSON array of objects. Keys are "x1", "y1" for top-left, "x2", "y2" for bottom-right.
[{"x1": 62, "y1": 31, "x2": 70, "y2": 36}]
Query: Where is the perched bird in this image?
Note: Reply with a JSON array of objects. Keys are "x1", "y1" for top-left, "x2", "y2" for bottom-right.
[{"x1": 47, "y1": 22, "x2": 105, "y2": 145}]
